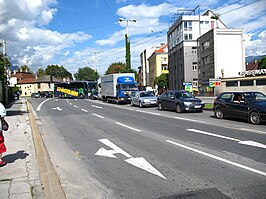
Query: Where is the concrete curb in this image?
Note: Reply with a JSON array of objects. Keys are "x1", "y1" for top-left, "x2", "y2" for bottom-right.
[{"x1": 26, "y1": 100, "x2": 66, "y2": 199}]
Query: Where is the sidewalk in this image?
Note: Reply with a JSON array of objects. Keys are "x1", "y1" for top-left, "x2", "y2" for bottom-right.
[{"x1": 0, "y1": 98, "x2": 44, "y2": 199}]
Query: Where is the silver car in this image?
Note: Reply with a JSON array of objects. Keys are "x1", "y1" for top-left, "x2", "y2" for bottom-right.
[{"x1": 130, "y1": 91, "x2": 157, "y2": 108}]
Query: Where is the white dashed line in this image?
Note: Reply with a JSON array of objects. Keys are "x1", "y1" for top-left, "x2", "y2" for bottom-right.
[
  {"x1": 92, "y1": 105, "x2": 103, "y2": 109},
  {"x1": 73, "y1": 105, "x2": 78, "y2": 108},
  {"x1": 115, "y1": 122, "x2": 141, "y2": 132},
  {"x1": 92, "y1": 113, "x2": 105, "y2": 119},
  {"x1": 174, "y1": 117, "x2": 206, "y2": 123},
  {"x1": 166, "y1": 140, "x2": 266, "y2": 177},
  {"x1": 81, "y1": 109, "x2": 88, "y2": 113}
]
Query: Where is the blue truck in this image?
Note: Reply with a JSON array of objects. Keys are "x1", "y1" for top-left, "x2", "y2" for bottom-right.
[{"x1": 99, "y1": 73, "x2": 138, "y2": 104}]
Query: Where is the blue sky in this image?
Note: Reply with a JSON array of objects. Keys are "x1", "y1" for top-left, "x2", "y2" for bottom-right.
[{"x1": 1, "y1": 0, "x2": 266, "y2": 75}]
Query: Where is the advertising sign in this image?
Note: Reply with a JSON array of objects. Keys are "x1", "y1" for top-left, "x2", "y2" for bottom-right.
[{"x1": 209, "y1": 79, "x2": 221, "y2": 87}]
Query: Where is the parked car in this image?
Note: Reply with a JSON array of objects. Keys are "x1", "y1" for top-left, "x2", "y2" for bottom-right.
[
  {"x1": 13, "y1": 92, "x2": 20, "y2": 100},
  {"x1": 213, "y1": 91, "x2": 266, "y2": 125},
  {"x1": 156, "y1": 90, "x2": 204, "y2": 112},
  {"x1": 40, "y1": 91, "x2": 53, "y2": 98},
  {"x1": 31, "y1": 92, "x2": 40, "y2": 98},
  {"x1": 130, "y1": 91, "x2": 157, "y2": 107},
  {"x1": 89, "y1": 90, "x2": 99, "y2": 100}
]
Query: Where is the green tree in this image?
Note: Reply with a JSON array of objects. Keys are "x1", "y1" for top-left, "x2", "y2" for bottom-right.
[
  {"x1": 258, "y1": 57, "x2": 266, "y2": 69},
  {"x1": 0, "y1": 55, "x2": 11, "y2": 104},
  {"x1": 74, "y1": 67, "x2": 99, "y2": 81},
  {"x1": 154, "y1": 74, "x2": 169, "y2": 90},
  {"x1": 20, "y1": 65, "x2": 31, "y2": 73},
  {"x1": 105, "y1": 62, "x2": 136, "y2": 75},
  {"x1": 45, "y1": 65, "x2": 72, "y2": 80},
  {"x1": 125, "y1": 34, "x2": 131, "y2": 70},
  {"x1": 36, "y1": 68, "x2": 45, "y2": 77}
]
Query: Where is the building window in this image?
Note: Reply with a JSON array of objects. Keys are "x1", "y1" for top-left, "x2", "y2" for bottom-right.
[
  {"x1": 189, "y1": 34, "x2": 192, "y2": 40},
  {"x1": 184, "y1": 21, "x2": 192, "y2": 31},
  {"x1": 192, "y1": 62, "x2": 197, "y2": 71},
  {"x1": 226, "y1": 81, "x2": 238, "y2": 87},
  {"x1": 256, "y1": 79, "x2": 266, "y2": 85},
  {"x1": 184, "y1": 34, "x2": 188, "y2": 40},
  {"x1": 192, "y1": 47, "x2": 197, "y2": 55},
  {"x1": 38, "y1": 83, "x2": 41, "y2": 89},
  {"x1": 202, "y1": 56, "x2": 209, "y2": 64},
  {"x1": 202, "y1": 41, "x2": 210, "y2": 50},
  {"x1": 240, "y1": 80, "x2": 253, "y2": 86}
]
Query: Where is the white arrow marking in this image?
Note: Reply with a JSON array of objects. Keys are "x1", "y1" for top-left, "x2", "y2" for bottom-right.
[
  {"x1": 95, "y1": 148, "x2": 117, "y2": 158},
  {"x1": 125, "y1": 157, "x2": 166, "y2": 179},
  {"x1": 238, "y1": 141, "x2": 266, "y2": 149},
  {"x1": 52, "y1": 107, "x2": 62, "y2": 111},
  {"x1": 98, "y1": 139, "x2": 132, "y2": 158},
  {"x1": 92, "y1": 105, "x2": 102, "y2": 109},
  {"x1": 187, "y1": 129, "x2": 266, "y2": 149}
]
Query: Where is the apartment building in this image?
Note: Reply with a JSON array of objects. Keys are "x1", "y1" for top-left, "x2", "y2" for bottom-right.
[
  {"x1": 139, "y1": 48, "x2": 154, "y2": 89},
  {"x1": 167, "y1": 9, "x2": 226, "y2": 90},
  {"x1": 198, "y1": 28, "x2": 245, "y2": 94},
  {"x1": 148, "y1": 44, "x2": 168, "y2": 87}
]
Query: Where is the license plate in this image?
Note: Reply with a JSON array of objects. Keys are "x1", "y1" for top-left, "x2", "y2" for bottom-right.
[{"x1": 194, "y1": 105, "x2": 201, "y2": 108}]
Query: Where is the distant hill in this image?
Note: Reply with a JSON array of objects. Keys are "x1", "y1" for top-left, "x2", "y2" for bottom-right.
[
  {"x1": 10, "y1": 64, "x2": 19, "y2": 71},
  {"x1": 246, "y1": 55, "x2": 266, "y2": 63}
]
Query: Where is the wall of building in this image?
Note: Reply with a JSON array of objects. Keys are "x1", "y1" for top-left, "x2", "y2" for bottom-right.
[
  {"x1": 214, "y1": 29, "x2": 245, "y2": 78},
  {"x1": 216, "y1": 76, "x2": 266, "y2": 95},
  {"x1": 19, "y1": 83, "x2": 35, "y2": 96}
]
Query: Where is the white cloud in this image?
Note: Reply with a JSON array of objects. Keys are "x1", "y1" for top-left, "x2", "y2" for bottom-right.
[
  {"x1": 96, "y1": 3, "x2": 175, "y2": 46},
  {"x1": 0, "y1": 0, "x2": 92, "y2": 72}
]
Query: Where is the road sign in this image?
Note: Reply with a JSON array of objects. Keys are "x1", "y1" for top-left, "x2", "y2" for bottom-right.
[{"x1": 209, "y1": 79, "x2": 221, "y2": 87}]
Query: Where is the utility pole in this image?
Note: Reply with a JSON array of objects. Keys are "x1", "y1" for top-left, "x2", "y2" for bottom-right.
[{"x1": 118, "y1": 18, "x2": 136, "y2": 70}]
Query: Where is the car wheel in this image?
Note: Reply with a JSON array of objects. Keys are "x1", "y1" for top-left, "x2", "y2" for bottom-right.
[
  {"x1": 249, "y1": 112, "x2": 261, "y2": 125},
  {"x1": 176, "y1": 104, "x2": 182, "y2": 113},
  {"x1": 139, "y1": 101, "x2": 143, "y2": 108},
  {"x1": 215, "y1": 108, "x2": 224, "y2": 119},
  {"x1": 130, "y1": 100, "x2": 134, "y2": 106},
  {"x1": 158, "y1": 102, "x2": 164, "y2": 111}
]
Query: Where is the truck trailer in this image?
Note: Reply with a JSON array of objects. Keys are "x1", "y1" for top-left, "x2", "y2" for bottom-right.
[{"x1": 100, "y1": 73, "x2": 138, "y2": 104}]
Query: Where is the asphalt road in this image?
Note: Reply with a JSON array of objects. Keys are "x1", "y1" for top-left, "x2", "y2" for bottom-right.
[{"x1": 29, "y1": 98, "x2": 266, "y2": 199}]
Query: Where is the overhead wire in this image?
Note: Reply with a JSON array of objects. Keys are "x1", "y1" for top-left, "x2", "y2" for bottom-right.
[{"x1": 220, "y1": 0, "x2": 262, "y2": 15}]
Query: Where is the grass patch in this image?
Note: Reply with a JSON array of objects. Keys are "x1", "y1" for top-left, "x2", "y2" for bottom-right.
[{"x1": 204, "y1": 103, "x2": 213, "y2": 109}]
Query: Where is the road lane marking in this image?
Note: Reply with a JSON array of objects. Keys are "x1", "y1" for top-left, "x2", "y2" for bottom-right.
[
  {"x1": 239, "y1": 128, "x2": 266, "y2": 134},
  {"x1": 96, "y1": 139, "x2": 166, "y2": 179},
  {"x1": 81, "y1": 109, "x2": 88, "y2": 113},
  {"x1": 92, "y1": 113, "x2": 105, "y2": 119},
  {"x1": 115, "y1": 122, "x2": 141, "y2": 132},
  {"x1": 96, "y1": 138, "x2": 132, "y2": 158},
  {"x1": 52, "y1": 107, "x2": 62, "y2": 111},
  {"x1": 175, "y1": 117, "x2": 206, "y2": 123},
  {"x1": 73, "y1": 105, "x2": 78, "y2": 108},
  {"x1": 187, "y1": 129, "x2": 266, "y2": 149},
  {"x1": 187, "y1": 129, "x2": 240, "y2": 142},
  {"x1": 91, "y1": 105, "x2": 103, "y2": 109},
  {"x1": 166, "y1": 140, "x2": 266, "y2": 177},
  {"x1": 136, "y1": 110, "x2": 161, "y2": 115},
  {"x1": 36, "y1": 99, "x2": 50, "y2": 111}
]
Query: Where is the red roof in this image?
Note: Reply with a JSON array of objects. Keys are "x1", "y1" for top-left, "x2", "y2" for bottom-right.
[
  {"x1": 12, "y1": 72, "x2": 36, "y2": 80},
  {"x1": 17, "y1": 77, "x2": 36, "y2": 84},
  {"x1": 246, "y1": 62, "x2": 259, "y2": 70},
  {"x1": 155, "y1": 44, "x2": 168, "y2": 53}
]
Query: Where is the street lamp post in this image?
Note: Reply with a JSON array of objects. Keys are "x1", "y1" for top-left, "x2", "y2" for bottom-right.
[
  {"x1": 118, "y1": 18, "x2": 136, "y2": 70},
  {"x1": 91, "y1": 51, "x2": 100, "y2": 81}
]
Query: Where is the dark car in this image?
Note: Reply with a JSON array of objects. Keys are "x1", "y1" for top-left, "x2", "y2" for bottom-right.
[
  {"x1": 13, "y1": 92, "x2": 20, "y2": 100},
  {"x1": 213, "y1": 91, "x2": 266, "y2": 125},
  {"x1": 156, "y1": 90, "x2": 204, "y2": 113},
  {"x1": 40, "y1": 91, "x2": 53, "y2": 98},
  {"x1": 89, "y1": 91, "x2": 99, "y2": 100}
]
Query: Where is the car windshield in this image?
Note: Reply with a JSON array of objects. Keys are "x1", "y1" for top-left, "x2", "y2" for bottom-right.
[
  {"x1": 120, "y1": 84, "x2": 138, "y2": 91},
  {"x1": 244, "y1": 92, "x2": 266, "y2": 102},
  {"x1": 175, "y1": 92, "x2": 194, "y2": 99},
  {"x1": 140, "y1": 92, "x2": 154, "y2": 97}
]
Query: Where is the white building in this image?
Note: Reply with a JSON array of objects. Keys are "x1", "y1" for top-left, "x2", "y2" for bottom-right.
[
  {"x1": 168, "y1": 9, "x2": 227, "y2": 90},
  {"x1": 198, "y1": 28, "x2": 245, "y2": 94},
  {"x1": 139, "y1": 48, "x2": 154, "y2": 89}
]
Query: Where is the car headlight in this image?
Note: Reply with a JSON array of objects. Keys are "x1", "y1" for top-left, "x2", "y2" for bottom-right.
[{"x1": 184, "y1": 102, "x2": 192, "y2": 106}]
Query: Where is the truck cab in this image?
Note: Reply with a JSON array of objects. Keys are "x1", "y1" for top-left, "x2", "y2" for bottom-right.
[{"x1": 116, "y1": 76, "x2": 138, "y2": 102}]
